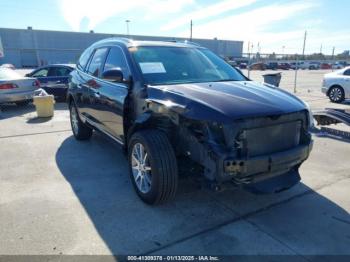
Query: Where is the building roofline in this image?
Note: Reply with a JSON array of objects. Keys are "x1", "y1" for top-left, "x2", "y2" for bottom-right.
[{"x1": 0, "y1": 27, "x2": 244, "y2": 44}]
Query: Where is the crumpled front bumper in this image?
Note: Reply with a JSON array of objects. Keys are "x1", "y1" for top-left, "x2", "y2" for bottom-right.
[{"x1": 213, "y1": 140, "x2": 313, "y2": 193}]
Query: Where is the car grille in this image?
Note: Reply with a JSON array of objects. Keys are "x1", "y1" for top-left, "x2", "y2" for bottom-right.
[{"x1": 243, "y1": 121, "x2": 302, "y2": 157}]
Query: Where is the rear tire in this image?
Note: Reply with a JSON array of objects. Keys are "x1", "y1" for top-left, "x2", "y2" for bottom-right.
[
  {"x1": 128, "y1": 130, "x2": 178, "y2": 205},
  {"x1": 328, "y1": 86, "x2": 345, "y2": 103},
  {"x1": 69, "y1": 102, "x2": 93, "y2": 140}
]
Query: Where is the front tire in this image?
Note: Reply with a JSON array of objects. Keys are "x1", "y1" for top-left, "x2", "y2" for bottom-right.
[
  {"x1": 328, "y1": 86, "x2": 345, "y2": 103},
  {"x1": 128, "y1": 130, "x2": 178, "y2": 205},
  {"x1": 69, "y1": 102, "x2": 93, "y2": 140}
]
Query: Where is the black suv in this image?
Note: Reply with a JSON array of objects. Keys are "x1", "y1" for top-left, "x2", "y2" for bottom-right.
[{"x1": 67, "y1": 38, "x2": 313, "y2": 204}]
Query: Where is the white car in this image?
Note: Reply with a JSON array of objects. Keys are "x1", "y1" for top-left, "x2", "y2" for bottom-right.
[
  {"x1": 322, "y1": 66, "x2": 350, "y2": 103},
  {"x1": 0, "y1": 68, "x2": 40, "y2": 105}
]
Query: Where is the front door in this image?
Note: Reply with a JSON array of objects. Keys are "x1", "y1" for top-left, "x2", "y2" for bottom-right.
[{"x1": 86, "y1": 46, "x2": 130, "y2": 142}]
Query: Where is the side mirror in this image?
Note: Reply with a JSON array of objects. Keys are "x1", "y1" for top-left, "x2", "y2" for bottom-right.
[
  {"x1": 102, "y1": 68, "x2": 123, "y2": 83},
  {"x1": 25, "y1": 73, "x2": 31, "y2": 77}
]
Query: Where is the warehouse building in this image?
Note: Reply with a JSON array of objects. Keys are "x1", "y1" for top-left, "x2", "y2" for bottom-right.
[{"x1": 0, "y1": 27, "x2": 243, "y2": 68}]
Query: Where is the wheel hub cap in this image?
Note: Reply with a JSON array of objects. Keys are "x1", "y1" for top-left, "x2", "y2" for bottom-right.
[{"x1": 330, "y1": 88, "x2": 341, "y2": 101}]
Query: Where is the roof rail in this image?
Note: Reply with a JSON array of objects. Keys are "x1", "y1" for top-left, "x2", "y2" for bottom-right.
[{"x1": 164, "y1": 40, "x2": 201, "y2": 47}]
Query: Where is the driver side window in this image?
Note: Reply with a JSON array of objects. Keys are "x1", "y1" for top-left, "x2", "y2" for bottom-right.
[
  {"x1": 344, "y1": 69, "x2": 350, "y2": 76},
  {"x1": 103, "y1": 47, "x2": 130, "y2": 80}
]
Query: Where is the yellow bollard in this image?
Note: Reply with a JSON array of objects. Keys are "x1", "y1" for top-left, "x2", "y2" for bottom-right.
[{"x1": 33, "y1": 95, "x2": 55, "y2": 118}]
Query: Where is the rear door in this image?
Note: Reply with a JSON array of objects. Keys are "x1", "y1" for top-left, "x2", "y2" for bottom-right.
[{"x1": 84, "y1": 47, "x2": 109, "y2": 130}]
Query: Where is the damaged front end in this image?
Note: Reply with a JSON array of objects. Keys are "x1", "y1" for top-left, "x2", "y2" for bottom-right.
[{"x1": 176, "y1": 111, "x2": 313, "y2": 194}]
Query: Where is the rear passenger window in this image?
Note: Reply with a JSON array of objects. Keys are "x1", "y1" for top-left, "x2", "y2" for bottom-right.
[
  {"x1": 344, "y1": 69, "x2": 350, "y2": 76},
  {"x1": 87, "y1": 48, "x2": 108, "y2": 77},
  {"x1": 103, "y1": 47, "x2": 130, "y2": 80}
]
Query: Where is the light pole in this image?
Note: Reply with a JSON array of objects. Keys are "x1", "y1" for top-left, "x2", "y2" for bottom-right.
[
  {"x1": 294, "y1": 31, "x2": 307, "y2": 93},
  {"x1": 125, "y1": 20, "x2": 130, "y2": 37},
  {"x1": 190, "y1": 20, "x2": 193, "y2": 41}
]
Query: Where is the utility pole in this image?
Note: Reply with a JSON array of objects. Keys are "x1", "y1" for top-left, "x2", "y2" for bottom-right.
[
  {"x1": 302, "y1": 30, "x2": 307, "y2": 60},
  {"x1": 190, "y1": 20, "x2": 193, "y2": 41},
  {"x1": 294, "y1": 31, "x2": 307, "y2": 93},
  {"x1": 247, "y1": 41, "x2": 251, "y2": 78},
  {"x1": 332, "y1": 46, "x2": 335, "y2": 72},
  {"x1": 125, "y1": 20, "x2": 130, "y2": 37},
  {"x1": 320, "y1": 44, "x2": 323, "y2": 54}
]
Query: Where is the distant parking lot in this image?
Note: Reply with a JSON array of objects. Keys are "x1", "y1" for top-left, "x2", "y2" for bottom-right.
[{"x1": 0, "y1": 69, "x2": 349, "y2": 257}]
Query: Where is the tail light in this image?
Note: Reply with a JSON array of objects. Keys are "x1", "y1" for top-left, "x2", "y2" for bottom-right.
[
  {"x1": 0, "y1": 83, "x2": 17, "y2": 90},
  {"x1": 32, "y1": 80, "x2": 41, "y2": 88}
]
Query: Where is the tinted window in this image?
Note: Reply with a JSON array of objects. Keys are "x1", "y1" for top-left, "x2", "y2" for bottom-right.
[
  {"x1": 49, "y1": 67, "x2": 72, "y2": 77},
  {"x1": 103, "y1": 47, "x2": 130, "y2": 80},
  {"x1": 87, "y1": 48, "x2": 108, "y2": 77},
  {"x1": 131, "y1": 46, "x2": 246, "y2": 85},
  {"x1": 78, "y1": 47, "x2": 93, "y2": 71},
  {"x1": 32, "y1": 68, "x2": 49, "y2": 77},
  {"x1": 344, "y1": 69, "x2": 350, "y2": 76}
]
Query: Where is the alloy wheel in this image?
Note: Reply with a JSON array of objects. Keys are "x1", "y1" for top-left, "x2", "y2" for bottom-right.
[
  {"x1": 70, "y1": 106, "x2": 79, "y2": 135},
  {"x1": 329, "y1": 87, "x2": 342, "y2": 102},
  {"x1": 131, "y1": 143, "x2": 152, "y2": 194}
]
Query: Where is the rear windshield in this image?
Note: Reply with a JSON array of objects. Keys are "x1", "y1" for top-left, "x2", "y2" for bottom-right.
[
  {"x1": 130, "y1": 46, "x2": 246, "y2": 85},
  {"x1": 0, "y1": 68, "x2": 22, "y2": 80}
]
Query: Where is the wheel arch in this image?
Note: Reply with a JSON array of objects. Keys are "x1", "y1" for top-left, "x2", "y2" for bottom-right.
[{"x1": 125, "y1": 112, "x2": 178, "y2": 149}]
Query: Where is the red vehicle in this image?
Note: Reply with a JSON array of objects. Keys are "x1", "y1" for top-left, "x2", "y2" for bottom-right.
[{"x1": 320, "y1": 63, "x2": 332, "y2": 70}]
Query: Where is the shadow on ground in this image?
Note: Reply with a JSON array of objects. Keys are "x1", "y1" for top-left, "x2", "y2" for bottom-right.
[
  {"x1": 55, "y1": 133, "x2": 350, "y2": 256},
  {"x1": 0, "y1": 102, "x2": 67, "y2": 120}
]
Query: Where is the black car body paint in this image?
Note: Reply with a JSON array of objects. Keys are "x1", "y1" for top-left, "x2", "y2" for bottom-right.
[{"x1": 67, "y1": 38, "x2": 313, "y2": 194}]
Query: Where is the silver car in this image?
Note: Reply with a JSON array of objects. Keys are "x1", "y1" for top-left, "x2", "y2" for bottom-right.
[{"x1": 0, "y1": 68, "x2": 40, "y2": 105}]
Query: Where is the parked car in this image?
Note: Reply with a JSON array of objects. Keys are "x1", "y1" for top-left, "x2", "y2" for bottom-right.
[
  {"x1": 26, "y1": 64, "x2": 75, "y2": 100},
  {"x1": 320, "y1": 63, "x2": 332, "y2": 70},
  {"x1": 265, "y1": 62, "x2": 278, "y2": 70},
  {"x1": 249, "y1": 62, "x2": 266, "y2": 70},
  {"x1": 332, "y1": 62, "x2": 344, "y2": 70},
  {"x1": 0, "y1": 68, "x2": 40, "y2": 105},
  {"x1": 296, "y1": 61, "x2": 320, "y2": 70},
  {"x1": 322, "y1": 66, "x2": 350, "y2": 103},
  {"x1": 308, "y1": 62, "x2": 320, "y2": 70},
  {"x1": 227, "y1": 60, "x2": 237, "y2": 67},
  {"x1": 68, "y1": 38, "x2": 313, "y2": 204},
  {"x1": 277, "y1": 63, "x2": 291, "y2": 70},
  {"x1": 0, "y1": 63, "x2": 15, "y2": 70},
  {"x1": 289, "y1": 62, "x2": 297, "y2": 70},
  {"x1": 290, "y1": 62, "x2": 307, "y2": 70},
  {"x1": 238, "y1": 62, "x2": 247, "y2": 69}
]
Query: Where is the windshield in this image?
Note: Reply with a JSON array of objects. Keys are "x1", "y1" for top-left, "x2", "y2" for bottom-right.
[
  {"x1": 0, "y1": 68, "x2": 22, "y2": 79},
  {"x1": 130, "y1": 46, "x2": 247, "y2": 85}
]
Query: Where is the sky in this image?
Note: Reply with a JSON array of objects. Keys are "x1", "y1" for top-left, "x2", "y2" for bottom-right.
[{"x1": 0, "y1": 0, "x2": 349, "y2": 55}]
